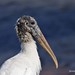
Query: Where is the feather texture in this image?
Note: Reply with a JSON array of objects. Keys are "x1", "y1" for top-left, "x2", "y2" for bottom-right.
[{"x1": 0, "y1": 40, "x2": 42, "y2": 75}]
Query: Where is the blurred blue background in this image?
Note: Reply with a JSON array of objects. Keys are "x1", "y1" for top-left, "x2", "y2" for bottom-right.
[{"x1": 0, "y1": 0, "x2": 75, "y2": 75}]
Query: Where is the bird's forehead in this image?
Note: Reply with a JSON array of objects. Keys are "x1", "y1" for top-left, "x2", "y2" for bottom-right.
[{"x1": 17, "y1": 16, "x2": 35, "y2": 23}]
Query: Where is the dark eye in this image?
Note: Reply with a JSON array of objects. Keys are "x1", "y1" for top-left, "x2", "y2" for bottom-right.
[
  {"x1": 26, "y1": 22, "x2": 28, "y2": 25},
  {"x1": 31, "y1": 21, "x2": 35, "y2": 25}
]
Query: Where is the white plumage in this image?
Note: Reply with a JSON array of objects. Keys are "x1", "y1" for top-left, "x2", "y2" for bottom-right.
[{"x1": 0, "y1": 40, "x2": 41, "y2": 75}]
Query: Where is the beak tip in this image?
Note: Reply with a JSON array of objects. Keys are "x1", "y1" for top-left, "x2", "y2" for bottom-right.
[
  {"x1": 55, "y1": 61, "x2": 58, "y2": 69},
  {"x1": 56, "y1": 65, "x2": 58, "y2": 69}
]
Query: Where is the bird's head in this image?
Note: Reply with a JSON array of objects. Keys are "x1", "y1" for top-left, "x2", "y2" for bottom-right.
[{"x1": 15, "y1": 15, "x2": 58, "y2": 69}]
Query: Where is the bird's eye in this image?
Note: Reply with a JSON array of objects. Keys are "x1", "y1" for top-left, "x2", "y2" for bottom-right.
[
  {"x1": 26, "y1": 22, "x2": 28, "y2": 25},
  {"x1": 31, "y1": 21, "x2": 35, "y2": 25}
]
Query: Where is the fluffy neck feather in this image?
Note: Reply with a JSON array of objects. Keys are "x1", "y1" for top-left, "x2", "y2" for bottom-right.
[
  {"x1": 21, "y1": 39, "x2": 38, "y2": 55},
  {"x1": 20, "y1": 39, "x2": 42, "y2": 75}
]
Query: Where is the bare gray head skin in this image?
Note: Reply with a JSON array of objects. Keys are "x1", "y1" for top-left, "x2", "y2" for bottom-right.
[
  {"x1": 16, "y1": 15, "x2": 41, "y2": 42},
  {"x1": 15, "y1": 15, "x2": 58, "y2": 69}
]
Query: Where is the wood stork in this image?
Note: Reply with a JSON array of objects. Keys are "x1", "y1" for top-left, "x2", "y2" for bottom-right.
[{"x1": 0, "y1": 16, "x2": 58, "y2": 75}]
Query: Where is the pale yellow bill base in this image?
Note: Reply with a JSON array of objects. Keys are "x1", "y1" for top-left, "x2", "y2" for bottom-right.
[{"x1": 36, "y1": 33, "x2": 58, "y2": 69}]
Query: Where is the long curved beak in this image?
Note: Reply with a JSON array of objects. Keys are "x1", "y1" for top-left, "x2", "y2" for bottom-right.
[{"x1": 35, "y1": 32, "x2": 58, "y2": 69}]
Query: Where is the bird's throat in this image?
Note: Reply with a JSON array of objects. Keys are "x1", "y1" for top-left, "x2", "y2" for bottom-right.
[{"x1": 20, "y1": 40, "x2": 39, "y2": 58}]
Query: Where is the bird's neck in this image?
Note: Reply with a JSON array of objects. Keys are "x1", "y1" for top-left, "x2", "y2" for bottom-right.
[
  {"x1": 20, "y1": 39, "x2": 39, "y2": 57},
  {"x1": 20, "y1": 40, "x2": 42, "y2": 74}
]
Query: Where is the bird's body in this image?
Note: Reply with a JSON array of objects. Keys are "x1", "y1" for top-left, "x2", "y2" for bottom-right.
[
  {"x1": 0, "y1": 16, "x2": 58, "y2": 75},
  {"x1": 0, "y1": 40, "x2": 41, "y2": 75}
]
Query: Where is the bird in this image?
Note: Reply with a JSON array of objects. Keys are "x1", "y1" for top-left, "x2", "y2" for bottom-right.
[{"x1": 0, "y1": 15, "x2": 58, "y2": 75}]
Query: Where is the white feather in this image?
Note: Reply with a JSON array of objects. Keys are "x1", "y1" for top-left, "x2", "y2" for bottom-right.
[{"x1": 0, "y1": 40, "x2": 42, "y2": 75}]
